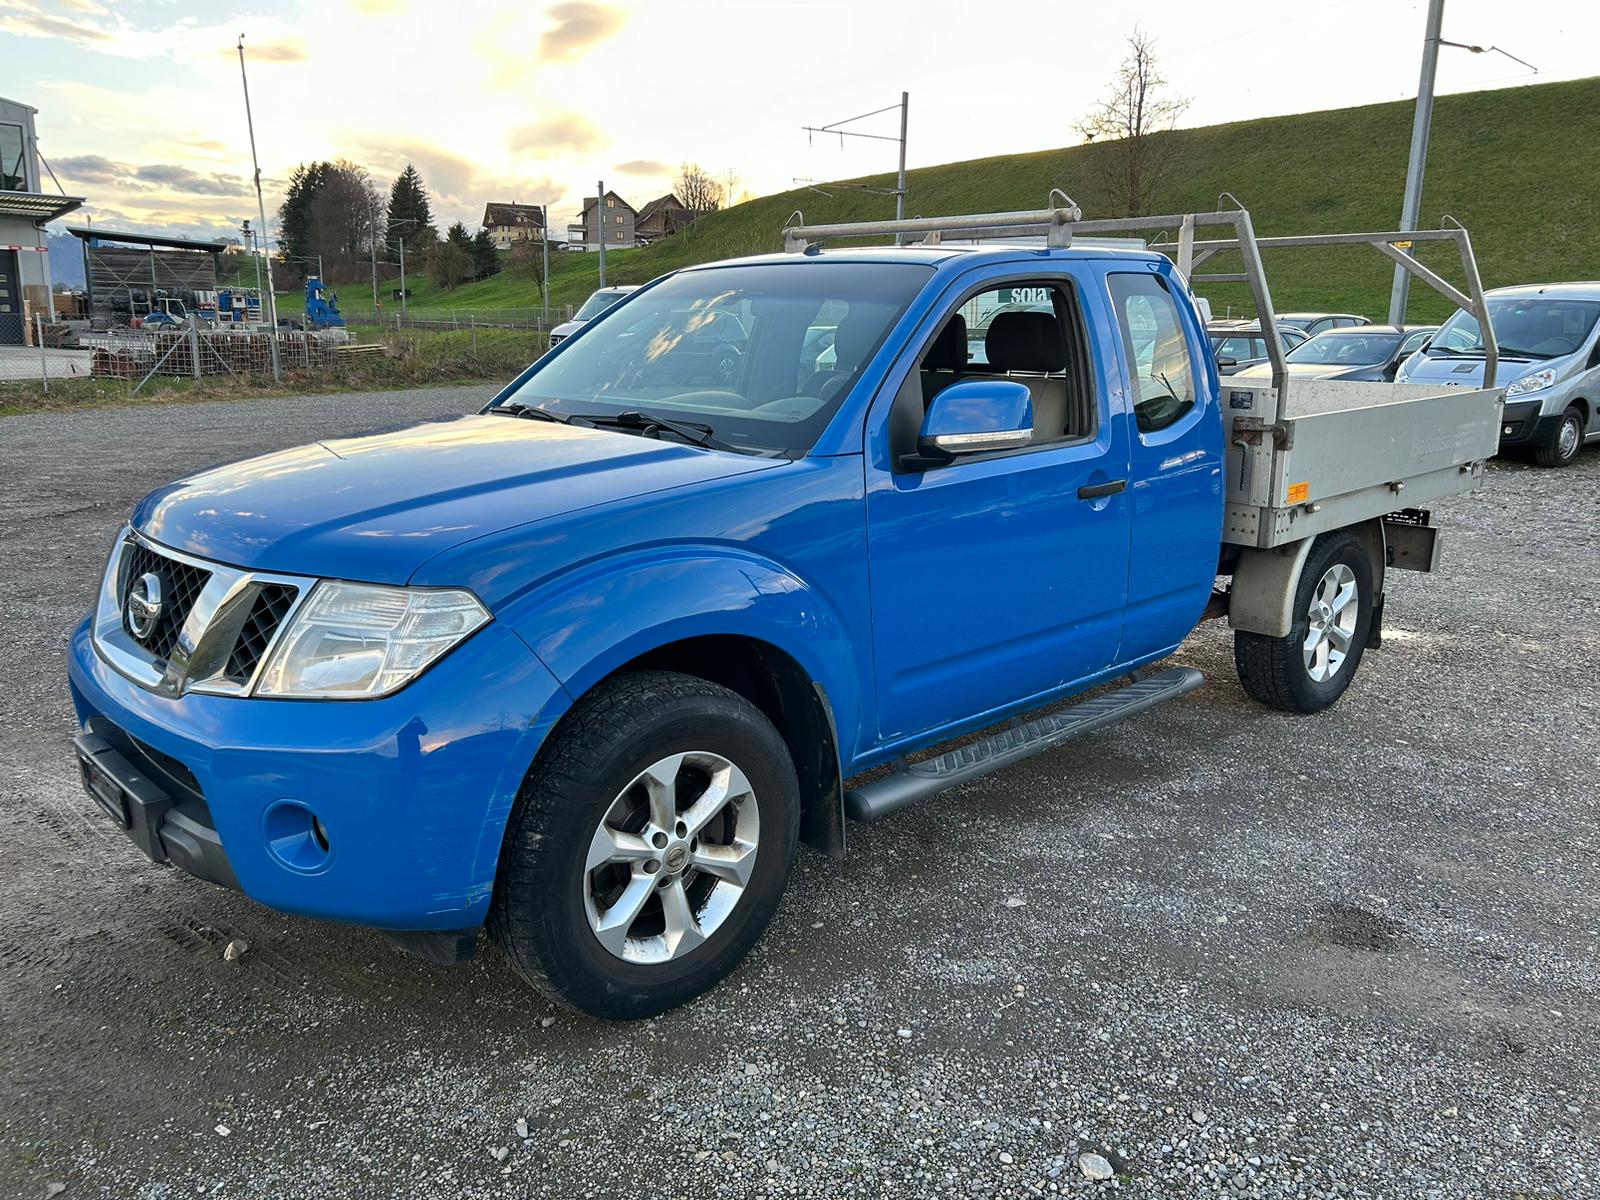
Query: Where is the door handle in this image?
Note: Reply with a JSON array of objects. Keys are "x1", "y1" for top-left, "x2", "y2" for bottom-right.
[{"x1": 1077, "y1": 479, "x2": 1128, "y2": 500}]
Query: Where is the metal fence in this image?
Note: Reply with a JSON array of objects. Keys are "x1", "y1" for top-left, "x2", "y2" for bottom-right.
[
  {"x1": 1, "y1": 313, "x2": 550, "y2": 397},
  {"x1": 336, "y1": 304, "x2": 575, "y2": 332}
]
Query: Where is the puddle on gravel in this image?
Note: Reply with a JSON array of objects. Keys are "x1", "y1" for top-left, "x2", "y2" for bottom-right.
[{"x1": 1312, "y1": 901, "x2": 1406, "y2": 951}]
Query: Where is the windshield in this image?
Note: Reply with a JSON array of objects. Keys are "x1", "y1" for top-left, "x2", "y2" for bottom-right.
[
  {"x1": 1286, "y1": 330, "x2": 1400, "y2": 367},
  {"x1": 574, "y1": 289, "x2": 630, "y2": 321},
  {"x1": 1430, "y1": 296, "x2": 1600, "y2": 360},
  {"x1": 498, "y1": 262, "x2": 931, "y2": 457}
]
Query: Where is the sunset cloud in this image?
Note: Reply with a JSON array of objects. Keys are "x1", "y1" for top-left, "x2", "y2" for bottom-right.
[
  {"x1": 614, "y1": 159, "x2": 671, "y2": 177},
  {"x1": 507, "y1": 114, "x2": 603, "y2": 155},
  {"x1": 538, "y1": 2, "x2": 625, "y2": 62}
]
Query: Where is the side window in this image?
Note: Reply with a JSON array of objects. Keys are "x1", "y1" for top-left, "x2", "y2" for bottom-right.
[
  {"x1": 1107, "y1": 272, "x2": 1198, "y2": 434},
  {"x1": 1399, "y1": 330, "x2": 1432, "y2": 356}
]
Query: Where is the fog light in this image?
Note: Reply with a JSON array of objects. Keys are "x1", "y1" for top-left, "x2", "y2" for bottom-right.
[
  {"x1": 1503, "y1": 424, "x2": 1513, "y2": 435},
  {"x1": 263, "y1": 800, "x2": 333, "y2": 873}
]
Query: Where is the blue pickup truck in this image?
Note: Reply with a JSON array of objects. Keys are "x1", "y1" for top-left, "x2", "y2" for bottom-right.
[{"x1": 68, "y1": 203, "x2": 1502, "y2": 1018}]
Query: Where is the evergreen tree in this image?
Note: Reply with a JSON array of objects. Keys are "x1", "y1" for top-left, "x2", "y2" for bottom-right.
[
  {"x1": 470, "y1": 228, "x2": 500, "y2": 280},
  {"x1": 277, "y1": 161, "x2": 330, "y2": 266},
  {"x1": 387, "y1": 165, "x2": 435, "y2": 248}
]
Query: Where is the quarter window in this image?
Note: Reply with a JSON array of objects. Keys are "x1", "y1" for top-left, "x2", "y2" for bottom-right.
[{"x1": 1107, "y1": 273, "x2": 1198, "y2": 433}]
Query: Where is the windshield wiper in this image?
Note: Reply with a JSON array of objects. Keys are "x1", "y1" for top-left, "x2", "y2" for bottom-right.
[
  {"x1": 492, "y1": 402, "x2": 587, "y2": 424},
  {"x1": 1496, "y1": 345, "x2": 1547, "y2": 360},
  {"x1": 1427, "y1": 346, "x2": 1485, "y2": 357},
  {"x1": 587, "y1": 410, "x2": 738, "y2": 452}
]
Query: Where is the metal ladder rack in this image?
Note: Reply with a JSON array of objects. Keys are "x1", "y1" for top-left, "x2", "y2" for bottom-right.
[{"x1": 780, "y1": 193, "x2": 1499, "y2": 393}]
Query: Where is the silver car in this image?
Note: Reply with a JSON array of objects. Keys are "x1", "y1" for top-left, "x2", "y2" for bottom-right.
[
  {"x1": 1396, "y1": 283, "x2": 1600, "y2": 467},
  {"x1": 547, "y1": 286, "x2": 638, "y2": 347}
]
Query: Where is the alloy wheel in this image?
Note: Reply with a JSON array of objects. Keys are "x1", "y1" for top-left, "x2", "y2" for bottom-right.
[
  {"x1": 583, "y1": 751, "x2": 759, "y2": 964},
  {"x1": 1302, "y1": 563, "x2": 1359, "y2": 683}
]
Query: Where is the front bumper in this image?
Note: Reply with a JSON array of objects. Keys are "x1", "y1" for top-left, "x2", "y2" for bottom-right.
[
  {"x1": 1497, "y1": 398, "x2": 1560, "y2": 448},
  {"x1": 67, "y1": 616, "x2": 569, "y2": 933}
]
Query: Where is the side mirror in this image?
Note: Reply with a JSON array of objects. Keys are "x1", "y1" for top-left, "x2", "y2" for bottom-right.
[
  {"x1": 914, "y1": 379, "x2": 1033, "y2": 464},
  {"x1": 1216, "y1": 356, "x2": 1238, "y2": 369}
]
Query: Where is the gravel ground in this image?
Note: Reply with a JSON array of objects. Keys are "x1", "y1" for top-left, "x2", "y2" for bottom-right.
[{"x1": 1, "y1": 386, "x2": 1596, "y2": 1200}]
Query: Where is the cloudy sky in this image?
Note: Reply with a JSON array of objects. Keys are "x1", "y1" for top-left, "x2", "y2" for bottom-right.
[{"x1": 3, "y1": 0, "x2": 1596, "y2": 244}]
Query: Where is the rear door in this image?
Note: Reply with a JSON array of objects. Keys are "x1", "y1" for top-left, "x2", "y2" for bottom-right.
[
  {"x1": 1103, "y1": 265, "x2": 1225, "y2": 660},
  {"x1": 862, "y1": 263, "x2": 1132, "y2": 746}
]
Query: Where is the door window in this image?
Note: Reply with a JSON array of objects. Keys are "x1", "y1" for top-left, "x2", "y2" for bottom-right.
[
  {"x1": 889, "y1": 280, "x2": 1095, "y2": 467},
  {"x1": 1107, "y1": 273, "x2": 1198, "y2": 433}
]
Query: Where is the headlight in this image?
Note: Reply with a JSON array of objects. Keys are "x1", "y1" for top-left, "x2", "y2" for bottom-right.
[
  {"x1": 256, "y1": 582, "x2": 489, "y2": 699},
  {"x1": 1504, "y1": 368, "x2": 1556, "y2": 397}
]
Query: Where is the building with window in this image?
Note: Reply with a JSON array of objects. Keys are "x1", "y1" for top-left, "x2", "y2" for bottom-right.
[
  {"x1": 481, "y1": 202, "x2": 546, "y2": 250},
  {"x1": 634, "y1": 193, "x2": 699, "y2": 243},
  {"x1": 566, "y1": 191, "x2": 637, "y2": 251},
  {"x1": 0, "y1": 95, "x2": 84, "y2": 344}
]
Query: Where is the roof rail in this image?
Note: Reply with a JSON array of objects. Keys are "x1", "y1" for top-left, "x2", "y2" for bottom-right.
[
  {"x1": 781, "y1": 191, "x2": 1083, "y2": 253},
  {"x1": 777, "y1": 195, "x2": 1498, "y2": 392}
]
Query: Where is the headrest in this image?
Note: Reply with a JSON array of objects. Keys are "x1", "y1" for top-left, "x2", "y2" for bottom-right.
[
  {"x1": 830, "y1": 318, "x2": 878, "y2": 369},
  {"x1": 985, "y1": 310, "x2": 1065, "y2": 373},
  {"x1": 923, "y1": 314, "x2": 968, "y2": 372}
]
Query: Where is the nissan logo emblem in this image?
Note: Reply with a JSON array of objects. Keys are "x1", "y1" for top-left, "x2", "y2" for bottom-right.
[{"x1": 125, "y1": 572, "x2": 165, "y2": 641}]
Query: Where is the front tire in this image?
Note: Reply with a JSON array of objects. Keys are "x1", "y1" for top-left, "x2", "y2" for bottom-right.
[
  {"x1": 1234, "y1": 530, "x2": 1375, "y2": 714},
  {"x1": 1534, "y1": 405, "x2": 1584, "y2": 468},
  {"x1": 489, "y1": 671, "x2": 800, "y2": 1020}
]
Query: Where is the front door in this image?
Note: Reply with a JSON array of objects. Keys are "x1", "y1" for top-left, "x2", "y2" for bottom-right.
[
  {"x1": 0, "y1": 250, "x2": 22, "y2": 346},
  {"x1": 863, "y1": 269, "x2": 1132, "y2": 746}
]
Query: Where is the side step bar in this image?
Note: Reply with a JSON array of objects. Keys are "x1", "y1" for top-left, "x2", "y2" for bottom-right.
[{"x1": 844, "y1": 667, "x2": 1204, "y2": 822}]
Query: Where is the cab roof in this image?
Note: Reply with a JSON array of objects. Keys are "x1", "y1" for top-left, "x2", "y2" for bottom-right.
[{"x1": 682, "y1": 243, "x2": 1168, "y2": 272}]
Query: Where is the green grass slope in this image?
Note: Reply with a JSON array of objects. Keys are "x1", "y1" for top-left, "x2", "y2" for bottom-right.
[{"x1": 295, "y1": 75, "x2": 1600, "y2": 323}]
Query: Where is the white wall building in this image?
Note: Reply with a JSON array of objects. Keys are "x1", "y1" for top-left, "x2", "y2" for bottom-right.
[{"x1": 0, "y1": 95, "x2": 84, "y2": 343}]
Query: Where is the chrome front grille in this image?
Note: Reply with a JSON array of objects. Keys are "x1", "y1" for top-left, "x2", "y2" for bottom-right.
[
  {"x1": 224, "y1": 583, "x2": 297, "y2": 684},
  {"x1": 92, "y1": 529, "x2": 309, "y2": 698},
  {"x1": 121, "y1": 541, "x2": 211, "y2": 661}
]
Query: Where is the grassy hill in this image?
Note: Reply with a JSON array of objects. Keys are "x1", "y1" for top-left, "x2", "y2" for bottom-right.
[{"x1": 290, "y1": 75, "x2": 1600, "y2": 324}]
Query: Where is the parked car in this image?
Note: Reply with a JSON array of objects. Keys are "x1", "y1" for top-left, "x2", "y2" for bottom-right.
[
  {"x1": 1274, "y1": 312, "x2": 1371, "y2": 336},
  {"x1": 1235, "y1": 325, "x2": 1436, "y2": 383},
  {"x1": 1207, "y1": 322, "x2": 1308, "y2": 375},
  {"x1": 1396, "y1": 282, "x2": 1600, "y2": 467},
  {"x1": 68, "y1": 204, "x2": 1499, "y2": 1019},
  {"x1": 547, "y1": 285, "x2": 638, "y2": 346}
]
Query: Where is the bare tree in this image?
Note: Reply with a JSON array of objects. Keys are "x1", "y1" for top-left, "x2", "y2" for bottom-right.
[
  {"x1": 428, "y1": 238, "x2": 473, "y2": 292},
  {"x1": 1076, "y1": 27, "x2": 1189, "y2": 215},
  {"x1": 508, "y1": 237, "x2": 545, "y2": 300},
  {"x1": 674, "y1": 162, "x2": 724, "y2": 214}
]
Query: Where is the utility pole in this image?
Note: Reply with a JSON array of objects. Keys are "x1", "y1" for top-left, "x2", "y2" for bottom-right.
[
  {"x1": 398, "y1": 237, "x2": 407, "y2": 319},
  {"x1": 1388, "y1": 4, "x2": 1535, "y2": 323},
  {"x1": 369, "y1": 204, "x2": 379, "y2": 308},
  {"x1": 541, "y1": 204, "x2": 550, "y2": 323},
  {"x1": 596, "y1": 179, "x2": 606, "y2": 288},
  {"x1": 802, "y1": 92, "x2": 911, "y2": 230},
  {"x1": 1388, "y1": 0, "x2": 1445, "y2": 325},
  {"x1": 237, "y1": 33, "x2": 281, "y2": 382},
  {"x1": 896, "y1": 91, "x2": 908, "y2": 223}
]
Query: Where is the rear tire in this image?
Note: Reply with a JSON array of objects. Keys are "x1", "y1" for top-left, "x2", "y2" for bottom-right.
[
  {"x1": 489, "y1": 670, "x2": 800, "y2": 1020},
  {"x1": 1234, "y1": 530, "x2": 1375, "y2": 714},
  {"x1": 1534, "y1": 405, "x2": 1583, "y2": 468}
]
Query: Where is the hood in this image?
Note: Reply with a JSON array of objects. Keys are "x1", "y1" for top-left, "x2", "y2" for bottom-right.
[
  {"x1": 1233, "y1": 361, "x2": 1387, "y2": 383},
  {"x1": 1394, "y1": 351, "x2": 1552, "y2": 388},
  {"x1": 131, "y1": 414, "x2": 780, "y2": 584},
  {"x1": 549, "y1": 318, "x2": 584, "y2": 338}
]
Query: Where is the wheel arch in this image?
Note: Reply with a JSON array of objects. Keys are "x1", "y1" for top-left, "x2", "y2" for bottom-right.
[
  {"x1": 1228, "y1": 520, "x2": 1385, "y2": 638},
  {"x1": 619, "y1": 635, "x2": 846, "y2": 859}
]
